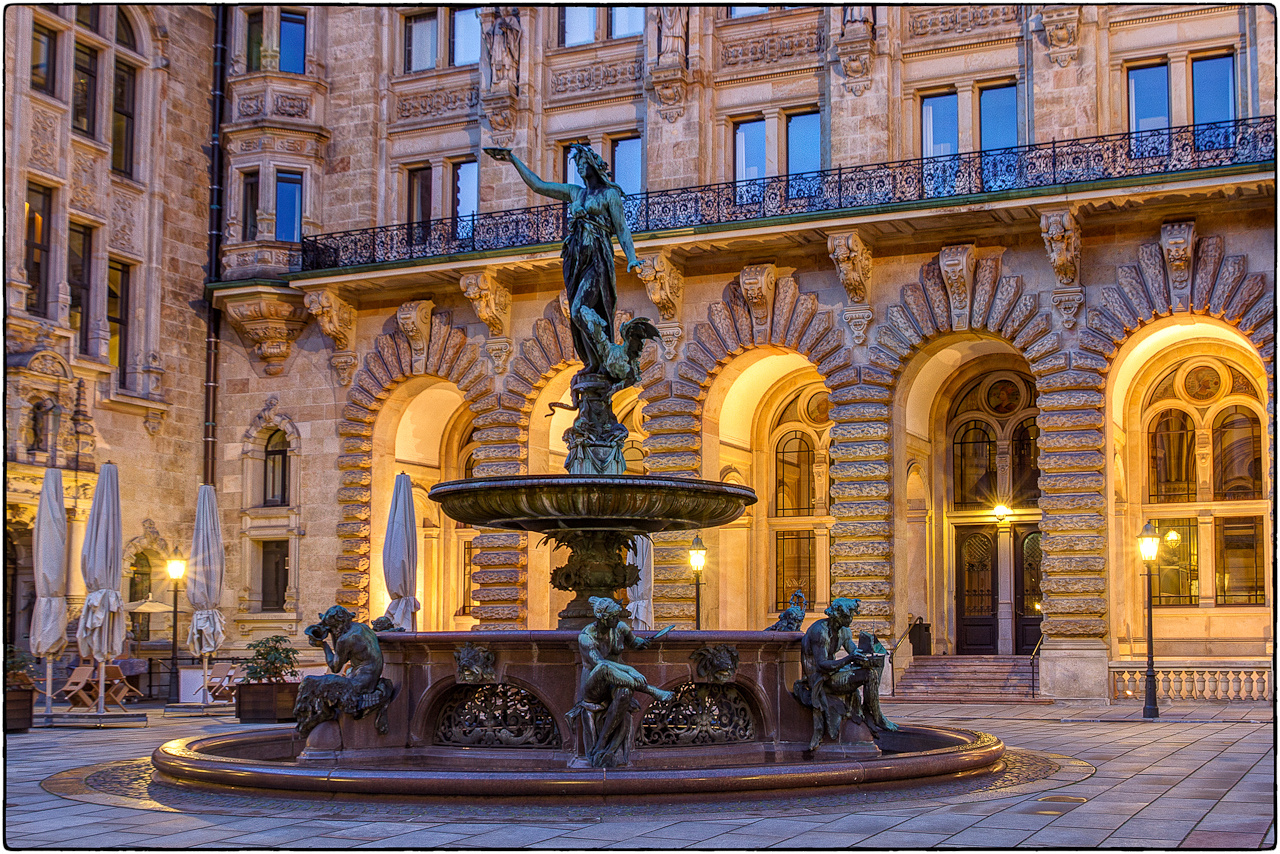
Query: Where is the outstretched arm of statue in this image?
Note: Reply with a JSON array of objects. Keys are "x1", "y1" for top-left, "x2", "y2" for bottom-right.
[{"x1": 484, "y1": 148, "x2": 573, "y2": 203}]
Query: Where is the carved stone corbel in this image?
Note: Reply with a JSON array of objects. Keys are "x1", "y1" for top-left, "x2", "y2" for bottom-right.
[
  {"x1": 396, "y1": 299, "x2": 436, "y2": 376},
  {"x1": 217, "y1": 286, "x2": 310, "y2": 377},
  {"x1": 938, "y1": 244, "x2": 975, "y2": 331},
  {"x1": 646, "y1": 64, "x2": 692, "y2": 123},
  {"x1": 827, "y1": 230, "x2": 872, "y2": 304},
  {"x1": 656, "y1": 323, "x2": 683, "y2": 361},
  {"x1": 636, "y1": 252, "x2": 685, "y2": 322},
  {"x1": 460, "y1": 272, "x2": 511, "y2": 338},
  {"x1": 1040, "y1": 209, "x2": 1084, "y2": 329},
  {"x1": 739, "y1": 264, "x2": 780, "y2": 343},
  {"x1": 485, "y1": 338, "x2": 513, "y2": 374},
  {"x1": 303, "y1": 288, "x2": 356, "y2": 351},
  {"x1": 1040, "y1": 5, "x2": 1081, "y2": 68},
  {"x1": 329, "y1": 352, "x2": 359, "y2": 386},
  {"x1": 842, "y1": 306, "x2": 874, "y2": 346},
  {"x1": 1160, "y1": 221, "x2": 1197, "y2": 311},
  {"x1": 835, "y1": 7, "x2": 875, "y2": 95}
]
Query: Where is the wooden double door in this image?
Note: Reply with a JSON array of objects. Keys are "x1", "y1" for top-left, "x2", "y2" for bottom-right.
[{"x1": 954, "y1": 523, "x2": 1042, "y2": 655}]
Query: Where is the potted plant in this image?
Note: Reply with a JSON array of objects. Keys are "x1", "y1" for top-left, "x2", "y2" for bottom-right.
[
  {"x1": 235, "y1": 635, "x2": 302, "y2": 723},
  {"x1": 5, "y1": 646, "x2": 38, "y2": 733}
]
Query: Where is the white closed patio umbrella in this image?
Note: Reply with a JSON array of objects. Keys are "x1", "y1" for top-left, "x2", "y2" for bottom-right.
[
  {"x1": 29, "y1": 468, "x2": 67, "y2": 716},
  {"x1": 625, "y1": 535, "x2": 654, "y2": 631},
  {"x1": 185, "y1": 484, "x2": 226, "y2": 703},
  {"x1": 75, "y1": 462, "x2": 124, "y2": 715},
  {"x1": 382, "y1": 472, "x2": 420, "y2": 631}
]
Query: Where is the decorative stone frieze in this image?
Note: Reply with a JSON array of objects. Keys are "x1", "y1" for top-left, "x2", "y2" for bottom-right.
[
  {"x1": 216, "y1": 286, "x2": 310, "y2": 376},
  {"x1": 1160, "y1": 221, "x2": 1197, "y2": 311},
  {"x1": 395, "y1": 87, "x2": 479, "y2": 122},
  {"x1": 1039, "y1": 5, "x2": 1081, "y2": 67},
  {"x1": 30, "y1": 109, "x2": 60, "y2": 173},
  {"x1": 70, "y1": 149, "x2": 102, "y2": 216},
  {"x1": 551, "y1": 61, "x2": 643, "y2": 95},
  {"x1": 908, "y1": 5, "x2": 1021, "y2": 37},
  {"x1": 636, "y1": 252, "x2": 685, "y2": 322},
  {"x1": 720, "y1": 27, "x2": 824, "y2": 69}
]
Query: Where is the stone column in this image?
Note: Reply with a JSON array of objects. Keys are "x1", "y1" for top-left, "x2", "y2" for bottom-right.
[
  {"x1": 995, "y1": 519, "x2": 1014, "y2": 655},
  {"x1": 65, "y1": 507, "x2": 87, "y2": 617}
]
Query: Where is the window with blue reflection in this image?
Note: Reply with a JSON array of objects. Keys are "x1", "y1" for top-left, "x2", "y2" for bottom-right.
[
  {"x1": 730, "y1": 7, "x2": 767, "y2": 18},
  {"x1": 1128, "y1": 64, "x2": 1170, "y2": 157},
  {"x1": 452, "y1": 8, "x2": 481, "y2": 66},
  {"x1": 562, "y1": 7, "x2": 595, "y2": 46},
  {"x1": 921, "y1": 93, "x2": 958, "y2": 156},
  {"x1": 980, "y1": 85, "x2": 1019, "y2": 190},
  {"x1": 454, "y1": 159, "x2": 478, "y2": 238},
  {"x1": 786, "y1": 112, "x2": 820, "y2": 174},
  {"x1": 611, "y1": 137, "x2": 643, "y2": 195},
  {"x1": 734, "y1": 119, "x2": 766, "y2": 181},
  {"x1": 1193, "y1": 55, "x2": 1235, "y2": 150},
  {"x1": 275, "y1": 171, "x2": 303, "y2": 242},
  {"x1": 610, "y1": 7, "x2": 644, "y2": 38},
  {"x1": 563, "y1": 144, "x2": 586, "y2": 186},
  {"x1": 279, "y1": 11, "x2": 306, "y2": 74},
  {"x1": 405, "y1": 13, "x2": 437, "y2": 72}
]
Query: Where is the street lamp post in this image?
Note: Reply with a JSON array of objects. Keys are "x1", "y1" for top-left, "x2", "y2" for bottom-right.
[
  {"x1": 166, "y1": 558, "x2": 187, "y2": 705},
  {"x1": 1137, "y1": 522, "x2": 1160, "y2": 720},
  {"x1": 689, "y1": 533, "x2": 706, "y2": 631}
]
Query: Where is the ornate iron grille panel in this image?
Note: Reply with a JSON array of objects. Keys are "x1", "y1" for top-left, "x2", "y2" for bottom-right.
[
  {"x1": 300, "y1": 117, "x2": 1275, "y2": 272},
  {"x1": 636, "y1": 682, "x2": 756, "y2": 747},
  {"x1": 433, "y1": 683, "x2": 563, "y2": 748}
]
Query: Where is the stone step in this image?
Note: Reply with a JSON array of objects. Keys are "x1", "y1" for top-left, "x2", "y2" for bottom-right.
[{"x1": 894, "y1": 655, "x2": 1043, "y2": 703}]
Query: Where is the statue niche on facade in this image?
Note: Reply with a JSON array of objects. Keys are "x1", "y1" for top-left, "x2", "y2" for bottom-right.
[
  {"x1": 792, "y1": 597, "x2": 897, "y2": 751},
  {"x1": 566, "y1": 596, "x2": 674, "y2": 767},
  {"x1": 294, "y1": 606, "x2": 396, "y2": 738},
  {"x1": 485, "y1": 144, "x2": 658, "y2": 476},
  {"x1": 483, "y1": 7, "x2": 521, "y2": 89}
]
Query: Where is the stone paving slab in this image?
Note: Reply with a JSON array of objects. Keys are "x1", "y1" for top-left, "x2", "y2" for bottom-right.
[{"x1": 3, "y1": 699, "x2": 1273, "y2": 850}]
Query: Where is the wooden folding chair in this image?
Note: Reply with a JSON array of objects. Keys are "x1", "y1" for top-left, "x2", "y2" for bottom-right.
[
  {"x1": 102, "y1": 665, "x2": 144, "y2": 711},
  {"x1": 54, "y1": 665, "x2": 98, "y2": 710},
  {"x1": 206, "y1": 664, "x2": 240, "y2": 702}
]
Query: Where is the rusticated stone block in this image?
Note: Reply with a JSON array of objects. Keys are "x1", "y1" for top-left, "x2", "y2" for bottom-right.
[
  {"x1": 708, "y1": 301, "x2": 743, "y2": 354},
  {"x1": 1042, "y1": 555, "x2": 1106, "y2": 574},
  {"x1": 645, "y1": 432, "x2": 700, "y2": 453},
  {"x1": 473, "y1": 461, "x2": 526, "y2": 477},
  {"x1": 1039, "y1": 514, "x2": 1107, "y2": 532},
  {"x1": 337, "y1": 453, "x2": 373, "y2": 470},
  {"x1": 472, "y1": 410, "x2": 529, "y2": 430},
  {"x1": 499, "y1": 392, "x2": 533, "y2": 414},
  {"x1": 1041, "y1": 576, "x2": 1106, "y2": 594},
  {"x1": 342, "y1": 437, "x2": 373, "y2": 454},
  {"x1": 449, "y1": 343, "x2": 481, "y2": 385},
  {"x1": 694, "y1": 321, "x2": 729, "y2": 362},
  {"x1": 1042, "y1": 534, "x2": 1106, "y2": 554},
  {"x1": 809, "y1": 328, "x2": 846, "y2": 365},
  {"x1": 472, "y1": 443, "x2": 523, "y2": 461},
  {"x1": 830, "y1": 521, "x2": 892, "y2": 539},
  {"x1": 343, "y1": 504, "x2": 370, "y2": 522},
  {"x1": 342, "y1": 404, "x2": 377, "y2": 424},
  {"x1": 830, "y1": 403, "x2": 890, "y2": 423},
  {"x1": 849, "y1": 619, "x2": 892, "y2": 638},
  {"x1": 676, "y1": 360, "x2": 710, "y2": 387},
  {"x1": 1042, "y1": 596, "x2": 1106, "y2": 616},
  {"x1": 817, "y1": 347, "x2": 854, "y2": 381},
  {"x1": 830, "y1": 540, "x2": 891, "y2": 557},
  {"x1": 663, "y1": 584, "x2": 697, "y2": 599},
  {"x1": 337, "y1": 521, "x2": 371, "y2": 539},
  {"x1": 652, "y1": 602, "x2": 696, "y2": 620},
  {"x1": 474, "y1": 426, "x2": 524, "y2": 444},
  {"x1": 770, "y1": 277, "x2": 799, "y2": 344},
  {"x1": 341, "y1": 471, "x2": 372, "y2": 488},
  {"x1": 336, "y1": 589, "x2": 369, "y2": 607},
  {"x1": 1029, "y1": 353, "x2": 1070, "y2": 377},
  {"x1": 1023, "y1": 331, "x2": 1061, "y2": 362},
  {"x1": 470, "y1": 393, "x2": 502, "y2": 415},
  {"x1": 336, "y1": 559, "x2": 369, "y2": 574},
  {"x1": 1071, "y1": 350, "x2": 1109, "y2": 373},
  {"x1": 887, "y1": 304, "x2": 924, "y2": 347},
  {"x1": 642, "y1": 396, "x2": 699, "y2": 417},
  {"x1": 339, "y1": 571, "x2": 367, "y2": 588},
  {"x1": 471, "y1": 604, "x2": 525, "y2": 622},
  {"x1": 828, "y1": 440, "x2": 891, "y2": 461},
  {"x1": 653, "y1": 566, "x2": 692, "y2": 583},
  {"x1": 1037, "y1": 430, "x2": 1105, "y2": 451},
  {"x1": 841, "y1": 599, "x2": 891, "y2": 617},
  {"x1": 796, "y1": 308, "x2": 832, "y2": 356},
  {"x1": 463, "y1": 376, "x2": 494, "y2": 404},
  {"x1": 654, "y1": 547, "x2": 695, "y2": 564},
  {"x1": 1037, "y1": 494, "x2": 1105, "y2": 512},
  {"x1": 1039, "y1": 617, "x2": 1106, "y2": 637},
  {"x1": 338, "y1": 420, "x2": 374, "y2": 438},
  {"x1": 828, "y1": 460, "x2": 890, "y2": 481},
  {"x1": 504, "y1": 374, "x2": 536, "y2": 400},
  {"x1": 336, "y1": 486, "x2": 371, "y2": 503},
  {"x1": 829, "y1": 560, "x2": 893, "y2": 579},
  {"x1": 829, "y1": 500, "x2": 893, "y2": 519},
  {"x1": 1012, "y1": 311, "x2": 1051, "y2": 350},
  {"x1": 342, "y1": 538, "x2": 370, "y2": 556},
  {"x1": 472, "y1": 569, "x2": 525, "y2": 585},
  {"x1": 824, "y1": 421, "x2": 889, "y2": 441},
  {"x1": 645, "y1": 415, "x2": 699, "y2": 434},
  {"x1": 1039, "y1": 473, "x2": 1105, "y2": 493},
  {"x1": 472, "y1": 586, "x2": 526, "y2": 602},
  {"x1": 1037, "y1": 451, "x2": 1106, "y2": 473},
  {"x1": 472, "y1": 551, "x2": 528, "y2": 569},
  {"x1": 645, "y1": 451, "x2": 700, "y2": 472},
  {"x1": 832, "y1": 580, "x2": 892, "y2": 599},
  {"x1": 830, "y1": 481, "x2": 890, "y2": 500},
  {"x1": 826, "y1": 366, "x2": 861, "y2": 391},
  {"x1": 474, "y1": 532, "x2": 526, "y2": 549},
  {"x1": 1037, "y1": 410, "x2": 1104, "y2": 431},
  {"x1": 1038, "y1": 370, "x2": 1106, "y2": 392}
]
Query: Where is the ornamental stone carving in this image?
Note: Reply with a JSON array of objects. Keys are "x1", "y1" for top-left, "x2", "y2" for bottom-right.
[
  {"x1": 656, "y1": 323, "x2": 683, "y2": 361},
  {"x1": 1160, "y1": 221, "x2": 1197, "y2": 310},
  {"x1": 110, "y1": 194, "x2": 139, "y2": 254},
  {"x1": 396, "y1": 88, "x2": 479, "y2": 121},
  {"x1": 552, "y1": 61, "x2": 643, "y2": 95},
  {"x1": 827, "y1": 230, "x2": 871, "y2": 304},
  {"x1": 238, "y1": 94, "x2": 265, "y2": 118},
  {"x1": 460, "y1": 271, "x2": 511, "y2": 338},
  {"x1": 303, "y1": 289, "x2": 355, "y2": 352},
  {"x1": 30, "y1": 109, "x2": 59, "y2": 172},
  {"x1": 836, "y1": 7, "x2": 875, "y2": 95},
  {"x1": 636, "y1": 252, "x2": 685, "y2": 322},
  {"x1": 396, "y1": 299, "x2": 436, "y2": 375},
  {"x1": 647, "y1": 64, "x2": 691, "y2": 123},
  {"x1": 739, "y1": 264, "x2": 779, "y2": 339},
  {"x1": 272, "y1": 94, "x2": 311, "y2": 118},
  {"x1": 483, "y1": 7, "x2": 521, "y2": 91},
  {"x1": 1041, "y1": 210, "x2": 1080, "y2": 290},
  {"x1": 1039, "y1": 5, "x2": 1081, "y2": 68},
  {"x1": 938, "y1": 244, "x2": 975, "y2": 330},
  {"x1": 70, "y1": 151, "x2": 100, "y2": 215},
  {"x1": 329, "y1": 352, "x2": 359, "y2": 386},
  {"x1": 720, "y1": 28, "x2": 824, "y2": 68},
  {"x1": 658, "y1": 8, "x2": 688, "y2": 67},
  {"x1": 220, "y1": 288, "x2": 310, "y2": 376},
  {"x1": 842, "y1": 306, "x2": 874, "y2": 345},
  {"x1": 909, "y1": 5, "x2": 1021, "y2": 37}
]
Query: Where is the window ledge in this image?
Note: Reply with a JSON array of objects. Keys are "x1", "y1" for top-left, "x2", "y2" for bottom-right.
[{"x1": 96, "y1": 388, "x2": 170, "y2": 435}]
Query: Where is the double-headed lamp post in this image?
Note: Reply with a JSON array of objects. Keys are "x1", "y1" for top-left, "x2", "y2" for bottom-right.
[
  {"x1": 1137, "y1": 522, "x2": 1161, "y2": 720},
  {"x1": 689, "y1": 534, "x2": 707, "y2": 631},
  {"x1": 166, "y1": 558, "x2": 187, "y2": 704}
]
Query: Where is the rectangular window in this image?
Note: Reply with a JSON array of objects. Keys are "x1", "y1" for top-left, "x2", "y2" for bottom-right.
[
  {"x1": 407, "y1": 166, "x2": 431, "y2": 223},
  {"x1": 561, "y1": 6, "x2": 595, "y2": 46},
  {"x1": 31, "y1": 25, "x2": 56, "y2": 95},
  {"x1": 1215, "y1": 517, "x2": 1265, "y2": 605},
  {"x1": 775, "y1": 530, "x2": 815, "y2": 612},
  {"x1": 979, "y1": 84, "x2": 1019, "y2": 190},
  {"x1": 67, "y1": 223, "x2": 92, "y2": 355},
  {"x1": 1193, "y1": 55, "x2": 1235, "y2": 150},
  {"x1": 111, "y1": 61, "x2": 135, "y2": 176},
  {"x1": 1129, "y1": 63, "x2": 1170, "y2": 157},
  {"x1": 730, "y1": 7, "x2": 768, "y2": 18},
  {"x1": 75, "y1": 5, "x2": 99, "y2": 31},
  {"x1": 274, "y1": 170, "x2": 303, "y2": 242},
  {"x1": 72, "y1": 43, "x2": 98, "y2": 136},
  {"x1": 1150, "y1": 518, "x2": 1198, "y2": 606},
  {"x1": 734, "y1": 118, "x2": 766, "y2": 181},
  {"x1": 611, "y1": 137, "x2": 642, "y2": 195},
  {"x1": 25, "y1": 184, "x2": 53, "y2": 317},
  {"x1": 261, "y1": 540, "x2": 289, "y2": 612},
  {"x1": 786, "y1": 111, "x2": 820, "y2": 174},
  {"x1": 451, "y1": 7, "x2": 480, "y2": 66},
  {"x1": 453, "y1": 158, "x2": 478, "y2": 239},
  {"x1": 246, "y1": 11, "x2": 263, "y2": 72},
  {"x1": 609, "y1": 7, "x2": 644, "y2": 38},
  {"x1": 459, "y1": 541, "x2": 474, "y2": 616},
  {"x1": 242, "y1": 171, "x2": 259, "y2": 240},
  {"x1": 107, "y1": 259, "x2": 130, "y2": 386},
  {"x1": 922, "y1": 92, "x2": 958, "y2": 156},
  {"x1": 279, "y1": 11, "x2": 306, "y2": 74},
  {"x1": 405, "y1": 12, "x2": 437, "y2": 72}
]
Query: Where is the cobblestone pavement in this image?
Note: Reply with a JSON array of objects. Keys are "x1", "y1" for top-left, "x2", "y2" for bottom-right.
[{"x1": 4, "y1": 700, "x2": 1273, "y2": 850}]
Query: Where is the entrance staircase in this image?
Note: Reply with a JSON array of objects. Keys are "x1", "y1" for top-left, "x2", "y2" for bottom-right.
[{"x1": 889, "y1": 655, "x2": 1053, "y2": 704}]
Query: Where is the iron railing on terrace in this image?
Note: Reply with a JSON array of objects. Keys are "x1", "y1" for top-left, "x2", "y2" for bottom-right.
[{"x1": 299, "y1": 117, "x2": 1275, "y2": 272}]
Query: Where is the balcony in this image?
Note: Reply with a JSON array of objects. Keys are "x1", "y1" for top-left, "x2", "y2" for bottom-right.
[{"x1": 299, "y1": 117, "x2": 1275, "y2": 274}]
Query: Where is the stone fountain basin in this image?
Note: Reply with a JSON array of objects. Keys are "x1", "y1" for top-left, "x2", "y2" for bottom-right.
[{"x1": 428, "y1": 475, "x2": 757, "y2": 533}]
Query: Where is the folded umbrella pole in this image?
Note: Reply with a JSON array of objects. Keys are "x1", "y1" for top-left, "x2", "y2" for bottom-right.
[
  {"x1": 76, "y1": 463, "x2": 124, "y2": 716},
  {"x1": 30, "y1": 469, "x2": 68, "y2": 717}
]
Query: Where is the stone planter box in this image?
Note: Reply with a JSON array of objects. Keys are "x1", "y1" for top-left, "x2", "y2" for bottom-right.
[{"x1": 236, "y1": 682, "x2": 299, "y2": 723}]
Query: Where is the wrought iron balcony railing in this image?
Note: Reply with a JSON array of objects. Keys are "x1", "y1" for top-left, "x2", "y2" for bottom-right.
[{"x1": 299, "y1": 117, "x2": 1275, "y2": 272}]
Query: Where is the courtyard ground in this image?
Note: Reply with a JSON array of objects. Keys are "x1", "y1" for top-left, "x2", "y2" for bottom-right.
[{"x1": 4, "y1": 699, "x2": 1273, "y2": 850}]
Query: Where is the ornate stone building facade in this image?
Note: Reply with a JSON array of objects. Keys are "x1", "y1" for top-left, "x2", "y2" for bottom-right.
[{"x1": 6, "y1": 5, "x2": 1275, "y2": 702}]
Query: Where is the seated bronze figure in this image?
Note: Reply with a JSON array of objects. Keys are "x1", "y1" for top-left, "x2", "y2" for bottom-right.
[{"x1": 294, "y1": 606, "x2": 395, "y2": 738}]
